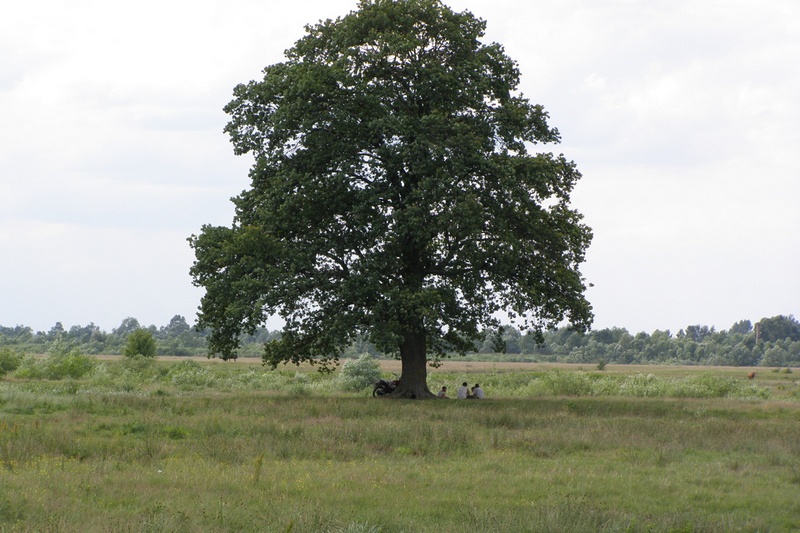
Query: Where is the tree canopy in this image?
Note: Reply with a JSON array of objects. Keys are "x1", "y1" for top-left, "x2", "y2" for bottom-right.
[
  {"x1": 189, "y1": 0, "x2": 593, "y2": 398},
  {"x1": 123, "y1": 329, "x2": 158, "y2": 358}
]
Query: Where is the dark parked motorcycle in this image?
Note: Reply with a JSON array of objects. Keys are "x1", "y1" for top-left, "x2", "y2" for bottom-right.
[{"x1": 372, "y1": 378, "x2": 399, "y2": 397}]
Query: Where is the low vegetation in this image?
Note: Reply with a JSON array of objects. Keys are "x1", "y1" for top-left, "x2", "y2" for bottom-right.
[{"x1": 1, "y1": 354, "x2": 799, "y2": 531}]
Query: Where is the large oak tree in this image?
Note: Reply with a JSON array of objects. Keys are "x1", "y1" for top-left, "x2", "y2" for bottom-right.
[{"x1": 189, "y1": 0, "x2": 593, "y2": 398}]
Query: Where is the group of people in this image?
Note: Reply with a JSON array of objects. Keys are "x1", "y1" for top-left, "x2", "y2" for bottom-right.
[{"x1": 437, "y1": 382, "x2": 485, "y2": 399}]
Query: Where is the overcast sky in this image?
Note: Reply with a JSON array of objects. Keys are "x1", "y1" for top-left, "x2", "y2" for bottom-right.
[{"x1": 1, "y1": 0, "x2": 798, "y2": 335}]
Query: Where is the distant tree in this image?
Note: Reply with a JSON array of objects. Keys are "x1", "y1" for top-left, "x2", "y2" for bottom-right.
[
  {"x1": 504, "y1": 327, "x2": 523, "y2": 354},
  {"x1": 160, "y1": 315, "x2": 191, "y2": 337},
  {"x1": 757, "y1": 315, "x2": 800, "y2": 343},
  {"x1": 684, "y1": 325, "x2": 714, "y2": 343},
  {"x1": 67, "y1": 323, "x2": 100, "y2": 345},
  {"x1": 0, "y1": 325, "x2": 33, "y2": 345},
  {"x1": 729, "y1": 342, "x2": 760, "y2": 366},
  {"x1": 729, "y1": 319, "x2": 752, "y2": 335},
  {"x1": 593, "y1": 328, "x2": 615, "y2": 344},
  {"x1": 345, "y1": 333, "x2": 380, "y2": 358},
  {"x1": 761, "y1": 344, "x2": 790, "y2": 367},
  {"x1": 87, "y1": 328, "x2": 108, "y2": 354},
  {"x1": 190, "y1": 0, "x2": 593, "y2": 398},
  {"x1": 48, "y1": 322, "x2": 65, "y2": 340},
  {"x1": 113, "y1": 317, "x2": 141, "y2": 337},
  {"x1": 123, "y1": 329, "x2": 157, "y2": 358},
  {"x1": 518, "y1": 331, "x2": 545, "y2": 355}
]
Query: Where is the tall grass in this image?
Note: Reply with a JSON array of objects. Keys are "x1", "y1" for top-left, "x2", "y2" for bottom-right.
[
  {"x1": 1, "y1": 359, "x2": 799, "y2": 531},
  {"x1": 428, "y1": 368, "x2": 773, "y2": 400}
]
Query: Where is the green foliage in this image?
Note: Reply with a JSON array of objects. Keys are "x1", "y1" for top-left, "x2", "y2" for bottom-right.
[
  {"x1": 0, "y1": 366, "x2": 797, "y2": 531},
  {"x1": 0, "y1": 347, "x2": 22, "y2": 376},
  {"x1": 4, "y1": 311, "x2": 799, "y2": 367},
  {"x1": 166, "y1": 360, "x2": 217, "y2": 389},
  {"x1": 671, "y1": 373, "x2": 769, "y2": 399},
  {"x1": 494, "y1": 370, "x2": 771, "y2": 400},
  {"x1": 538, "y1": 370, "x2": 595, "y2": 396},
  {"x1": 11, "y1": 356, "x2": 44, "y2": 380},
  {"x1": 119, "y1": 353, "x2": 160, "y2": 376},
  {"x1": 123, "y1": 328, "x2": 157, "y2": 358},
  {"x1": 14, "y1": 340, "x2": 96, "y2": 380},
  {"x1": 189, "y1": 0, "x2": 592, "y2": 397},
  {"x1": 757, "y1": 314, "x2": 800, "y2": 342},
  {"x1": 0, "y1": 315, "x2": 219, "y2": 357},
  {"x1": 337, "y1": 353, "x2": 382, "y2": 392}
]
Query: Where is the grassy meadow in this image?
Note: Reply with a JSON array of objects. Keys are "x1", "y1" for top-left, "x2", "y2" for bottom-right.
[{"x1": 1, "y1": 356, "x2": 800, "y2": 532}]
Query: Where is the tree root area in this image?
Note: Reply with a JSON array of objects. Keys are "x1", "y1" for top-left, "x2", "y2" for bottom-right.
[{"x1": 386, "y1": 384, "x2": 436, "y2": 400}]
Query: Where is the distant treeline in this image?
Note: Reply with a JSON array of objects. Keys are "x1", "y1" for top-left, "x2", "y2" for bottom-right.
[
  {"x1": 1, "y1": 314, "x2": 799, "y2": 367},
  {"x1": 0, "y1": 316, "x2": 277, "y2": 358}
]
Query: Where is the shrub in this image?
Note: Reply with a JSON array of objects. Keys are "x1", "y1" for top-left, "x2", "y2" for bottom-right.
[
  {"x1": 338, "y1": 353, "x2": 382, "y2": 392},
  {"x1": 671, "y1": 374, "x2": 739, "y2": 398},
  {"x1": 14, "y1": 340, "x2": 97, "y2": 380},
  {"x1": 45, "y1": 342, "x2": 97, "y2": 379},
  {"x1": 166, "y1": 360, "x2": 216, "y2": 389},
  {"x1": 0, "y1": 347, "x2": 22, "y2": 376},
  {"x1": 120, "y1": 353, "x2": 165, "y2": 384},
  {"x1": 49, "y1": 352, "x2": 96, "y2": 379},
  {"x1": 123, "y1": 329, "x2": 158, "y2": 357},
  {"x1": 13, "y1": 355, "x2": 45, "y2": 379},
  {"x1": 618, "y1": 373, "x2": 668, "y2": 397}
]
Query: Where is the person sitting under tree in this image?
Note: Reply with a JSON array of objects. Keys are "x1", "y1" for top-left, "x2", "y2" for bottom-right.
[
  {"x1": 437, "y1": 386, "x2": 449, "y2": 399},
  {"x1": 456, "y1": 382, "x2": 470, "y2": 399}
]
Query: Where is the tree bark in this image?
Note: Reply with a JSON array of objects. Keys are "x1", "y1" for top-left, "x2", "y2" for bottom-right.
[{"x1": 390, "y1": 329, "x2": 435, "y2": 399}]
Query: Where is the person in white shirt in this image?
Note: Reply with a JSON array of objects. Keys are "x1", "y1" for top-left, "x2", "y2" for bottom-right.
[
  {"x1": 472, "y1": 384, "x2": 485, "y2": 399},
  {"x1": 456, "y1": 382, "x2": 470, "y2": 399},
  {"x1": 437, "y1": 386, "x2": 449, "y2": 398}
]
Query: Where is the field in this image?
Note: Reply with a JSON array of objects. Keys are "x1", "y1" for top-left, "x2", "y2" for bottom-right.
[{"x1": 1, "y1": 357, "x2": 799, "y2": 532}]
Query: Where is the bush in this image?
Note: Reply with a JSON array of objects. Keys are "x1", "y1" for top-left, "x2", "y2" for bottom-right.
[
  {"x1": 47, "y1": 351, "x2": 96, "y2": 379},
  {"x1": 338, "y1": 353, "x2": 382, "y2": 392},
  {"x1": 166, "y1": 360, "x2": 217, "y2": 389},
  {"x1": 0, "y1": 347, "x2": 23, "y2": 376},
  {"x1": 123, "y1": 329, "x2": 157, "y2": 358},
  {"x1": 670, "y1": 373, "x2": 769, "y2": 399},
  {"x1": 120, "y1": 353, "x2": 165, "y2": 382},
  {"x1": 46, "y1": 341, "x2": 97, "y2": 379},
  {"x1": 13, "y1": 355, "x2": 45, "y2": 379},
  {"x1": 14, "y1": 340, "x2": 97, "y2": 380}
]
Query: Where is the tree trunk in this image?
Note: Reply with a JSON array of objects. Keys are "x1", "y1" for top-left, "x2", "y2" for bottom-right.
[{"x1": 390, "y1": 329, "x2": 435, "y2": 399}]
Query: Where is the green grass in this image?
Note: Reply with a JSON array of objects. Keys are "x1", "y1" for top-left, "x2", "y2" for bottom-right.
[{"x1": 1, "y1": 359, "x2": 799, "y2": 532}]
